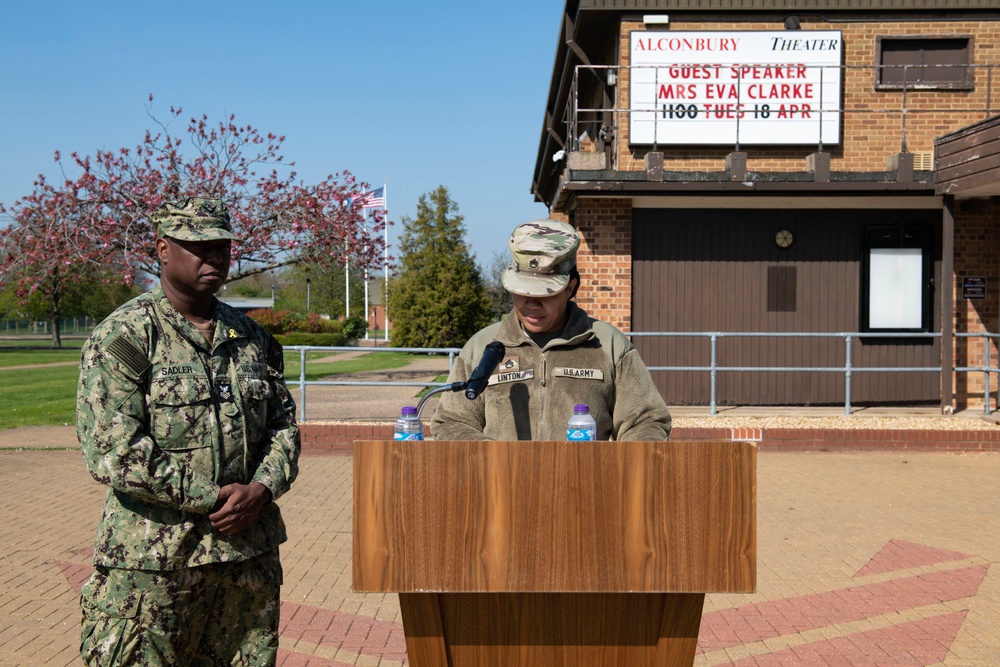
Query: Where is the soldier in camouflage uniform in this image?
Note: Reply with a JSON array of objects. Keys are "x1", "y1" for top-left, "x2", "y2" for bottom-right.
[
  {"x1": 431, "y1": 219, "x2": 672, "y2": 441},
  {"x1": 77, "y1": 197, "x2": 300, "y2": 666}
]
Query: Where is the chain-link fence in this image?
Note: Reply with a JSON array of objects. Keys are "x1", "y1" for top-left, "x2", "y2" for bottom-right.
[{"x1": 0, "y1": 318, "x2": 96, "y2": 336}]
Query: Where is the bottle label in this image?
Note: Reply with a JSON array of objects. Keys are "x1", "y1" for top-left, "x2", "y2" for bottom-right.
[
  {"x1": 567, "y1": 428, "x2": 596, "y2": 442},
  {"x1": 394, "y1": 432, "x2": 424, "y2": 441}
]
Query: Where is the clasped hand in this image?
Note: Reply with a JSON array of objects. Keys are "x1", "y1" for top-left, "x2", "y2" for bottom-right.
[{"x1": 209, "y1": 482, "x2": 272, "y2": 536}]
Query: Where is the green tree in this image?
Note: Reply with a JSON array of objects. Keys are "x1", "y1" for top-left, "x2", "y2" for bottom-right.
[
  {"x1": 224, "y1": 272, "x2": 277, "y2": 300},
  {"x1": 482, "y1": 249, "x2": 513, "y2": 322},
  {"x1": 389, "y1": 186, "x2": 491, "y2": 348},
  {"x1": 0, "y1": 270, "x2": 140, "y2": 341},
  {"x1": 273, "y1": 263, "x2": 367, "y2": 318},
  {"x1": 74, "y1": 276, "x2": 144, "y2": 322}
]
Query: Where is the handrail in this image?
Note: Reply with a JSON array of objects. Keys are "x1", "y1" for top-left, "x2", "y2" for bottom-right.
[
  {"x1": 284, "y1": 345, "x2": 461, "y2": 423},
  {"x1": 630, "y1": 331, "x2": 1000, "y2": 415},
  {"x1": 280, "y1": 334, "x2": 1000, "y2": 420}
]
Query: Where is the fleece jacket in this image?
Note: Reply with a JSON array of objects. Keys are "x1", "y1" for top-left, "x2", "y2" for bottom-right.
[{"x1": 430, "y1": 303, "x2": 672, "y2": 441}]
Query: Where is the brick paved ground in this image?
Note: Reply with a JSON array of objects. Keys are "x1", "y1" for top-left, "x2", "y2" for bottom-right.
[{"x1": 1, "y1": 434, "x2": 999, "y2": 666}]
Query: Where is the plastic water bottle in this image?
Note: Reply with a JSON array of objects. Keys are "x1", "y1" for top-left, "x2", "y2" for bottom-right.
[
  {"x1": 394, "y1": 406, "x2": 424, "y2": 441},
  {"x1": 567, "y1": 404, "x2": 597, "y2": 441}
]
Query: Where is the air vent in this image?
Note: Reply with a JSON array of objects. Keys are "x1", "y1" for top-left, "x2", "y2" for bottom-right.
[
  {"x1": 913, "y1": 151, "x2": 934, "y2": 171},
  {"x1": 767, "y1": 266, "x2": 797, "y2": 313}
]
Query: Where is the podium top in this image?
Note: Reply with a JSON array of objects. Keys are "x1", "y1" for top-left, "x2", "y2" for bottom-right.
[{"x1": 353, "y1": 440, "x2": 756, "y2": 594}]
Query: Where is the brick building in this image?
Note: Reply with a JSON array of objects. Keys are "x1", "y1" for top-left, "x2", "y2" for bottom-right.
[{"x1": 531, "y1": 0, "x2": 1000, "y2": 410}]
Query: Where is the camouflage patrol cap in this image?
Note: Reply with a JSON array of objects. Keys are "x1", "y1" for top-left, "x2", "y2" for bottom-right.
[
  {"x1": 501, "y1": 219, "x2": 580, "y2": 297},
  {"x1": 153, "y1": 197, "x2": 236, "y2": 242}
]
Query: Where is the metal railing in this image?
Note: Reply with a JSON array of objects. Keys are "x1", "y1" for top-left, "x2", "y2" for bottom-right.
[
  {"x1": 283, "y1": 332, "x2": 1000, "y2": 420},
  {"x1": 0, "y1": 318, "x2": 95, "y2": 336},
  {"x1": 955, "y1": 333, "x2": 1000, "y2": 414},
  {"x1": 285, "y1": 345, "x2": 461, "y2": 422},
  {"x1": 568, "y1": 62, "x2": 999, "y2": 161},
  {"x1": 632, "y1": 331, "x2": 1000, "y2": 415}
]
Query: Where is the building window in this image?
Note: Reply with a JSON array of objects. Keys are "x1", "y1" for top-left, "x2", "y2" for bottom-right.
[
  {"x1": 875, "y1": 36, "x2": 972, "y2": 90},
  {"x1": 861, "y1": 225, "x2": 932, "y2": 333}
]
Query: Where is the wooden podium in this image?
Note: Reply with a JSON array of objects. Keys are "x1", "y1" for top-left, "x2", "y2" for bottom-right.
[{"x1": 353, "y1": 440, "x2": 756, "y2": 666}]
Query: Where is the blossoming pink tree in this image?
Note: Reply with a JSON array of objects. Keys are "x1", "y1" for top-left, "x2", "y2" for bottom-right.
[
  {"x1": 0, "y1": 178, "x2": 96, "y2": 346},
  {"x1": 0, "y1": 97, "x2": 388, "y2": 345}
]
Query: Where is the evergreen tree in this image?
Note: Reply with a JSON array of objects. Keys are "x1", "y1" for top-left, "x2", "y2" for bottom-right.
[
  {"x1": 482, "y1": 249, "x2": 514, "y2": 322},
  {"x1": 389, "y1": 186, "x2": 491, "y2": 348}
]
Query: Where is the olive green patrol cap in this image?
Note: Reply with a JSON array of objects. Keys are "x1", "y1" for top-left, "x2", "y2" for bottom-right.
[
  {"x1": 153, "y1": 197, "x2": 237, "y2": 242},
  {"x1": 501, "y1": 219, "x2": 580, "y2": 297}
]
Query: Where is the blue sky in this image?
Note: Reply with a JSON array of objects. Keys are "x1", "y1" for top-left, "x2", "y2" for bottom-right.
[{"x1": 0, "y1": 0, "x2": 562, "y2": 267}]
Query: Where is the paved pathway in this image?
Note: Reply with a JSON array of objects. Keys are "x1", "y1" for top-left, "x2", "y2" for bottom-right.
[
  {"x1": 2, "y1": 444, "x2": 999, "y2": 666},
  {"x1": 0, "y1": 361, "x2": 80, "y2": 372},
  {"x1": 4, "y1": 352, "x2": 1000, "y2": 665},
  {"x1": 288, "y1": 356, "x2": 451, "y2": 422}
]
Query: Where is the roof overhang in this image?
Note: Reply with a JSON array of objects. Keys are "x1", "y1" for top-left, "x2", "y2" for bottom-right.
[{"x1": 551, "y1": 170, "x2": 937, "y2": 211}]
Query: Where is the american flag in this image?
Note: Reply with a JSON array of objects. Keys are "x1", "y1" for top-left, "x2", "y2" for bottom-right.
[{"x1": 359, "y1": 186, "x2": 385, "y2": 209}]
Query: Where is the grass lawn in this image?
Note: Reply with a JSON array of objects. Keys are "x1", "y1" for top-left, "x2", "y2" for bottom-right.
[
  {"x1": 283, "y1": 351, "x2": 419, "y2": 382},
  {"x1": 0, "y1": 346, "x2": 84, "y2": 367},
  {"x1": 0, "y1": 365, "x2": 80, "y2": 429},
  {"x1": 0, "y1": 347, "x2": 424, "y2": 430}
]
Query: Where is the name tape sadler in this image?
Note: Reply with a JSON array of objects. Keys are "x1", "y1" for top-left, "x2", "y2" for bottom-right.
[{"x1": 160, "y1": 364, "x2": 196, "y2": 377}]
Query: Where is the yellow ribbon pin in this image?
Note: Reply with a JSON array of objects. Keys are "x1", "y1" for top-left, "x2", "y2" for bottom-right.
[{"x1": 229, "y1": 329, "x2": 237, "y2": 338}]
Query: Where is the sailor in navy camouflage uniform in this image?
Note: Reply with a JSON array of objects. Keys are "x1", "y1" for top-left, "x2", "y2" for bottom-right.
[{"x1": 77, "y1": 197, "x2": 300, "y2": 666}]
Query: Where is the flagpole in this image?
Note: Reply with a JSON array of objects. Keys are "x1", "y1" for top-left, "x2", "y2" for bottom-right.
[
  {"x1": 383, "y1": 182, "x2": 389, "y2": 341},
  {"x1": 363, "y1": 206, "x2": 369, "y2": 340}
]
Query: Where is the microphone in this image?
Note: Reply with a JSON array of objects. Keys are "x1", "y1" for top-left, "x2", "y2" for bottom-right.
[{"x1": 464, "y1": 341, "x2": 505, "y2": 400}]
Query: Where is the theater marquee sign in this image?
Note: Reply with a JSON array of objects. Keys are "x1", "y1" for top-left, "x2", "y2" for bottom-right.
[{"x1": 628, "y1": 31, "x2": 843, "y2": 145}]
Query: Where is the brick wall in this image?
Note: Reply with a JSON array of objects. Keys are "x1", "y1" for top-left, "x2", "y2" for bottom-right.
[
  {"x1": 953, "y1": 201, "x2": 1000, "y2": 409},
  {"x1": 574, "y1": 198, "x2": 633, "y2": 331},
  {"x1": 299, "y1": 421, "x2": 1000, "y2": 454},
  {"x1": 301, "y1": 422, "x2": 393, "y2": 454}
]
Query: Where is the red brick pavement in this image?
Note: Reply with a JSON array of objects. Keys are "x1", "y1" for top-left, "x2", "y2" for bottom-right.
[
  {"x1": 52, "y1": 539, "x2": 988, "y2": 666},
  {"x1": 3, "y1": 444, "x2": 1000, "y2": 666}
]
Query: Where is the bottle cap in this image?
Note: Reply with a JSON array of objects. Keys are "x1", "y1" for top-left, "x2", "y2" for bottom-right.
[
  {"x1": 574, "y1": 404, "x2": 589, "y2": 412},
  {"x1": 401, "y1": 406, "x2": 418, "y2": 415}
]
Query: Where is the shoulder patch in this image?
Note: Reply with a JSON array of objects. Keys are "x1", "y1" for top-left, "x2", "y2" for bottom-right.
[
  {"x1": 106, "y1": 336, "x2": 151, "y2": 378},
  {"x1": 267, "y1": 334, "x2": 284, "y2": 375}
]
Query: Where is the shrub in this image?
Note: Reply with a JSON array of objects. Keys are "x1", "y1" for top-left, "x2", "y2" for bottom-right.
[
  {"x1": 298, "y1": 313, "x2": 343, "y2": 334},
  {"x1": 247, "y1": 309, "x2": 298, "y2": 335},
  {"x1": 276, "y1": 332, "x2": 347, "y2": 347},
  {"x1": 342, "y1": 315, "x2": 368, "y2": 341}
]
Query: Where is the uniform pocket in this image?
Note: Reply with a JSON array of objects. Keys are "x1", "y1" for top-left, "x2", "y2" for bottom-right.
[
  {"x1": 80, "y1": 568, "x2": 144, "y2": 665},
  {"x1": 149, "y1": 376, "x2": 215, "y2": 478},
  {"x1": 240, "y1": 376, "x2": 272, "y2": 401},
  {"x1": 149, "y1": 375, "x2": 213, "y2": 450},
  {"x1": 239, "y1": 375, "x2": 273, "y2": 440}
]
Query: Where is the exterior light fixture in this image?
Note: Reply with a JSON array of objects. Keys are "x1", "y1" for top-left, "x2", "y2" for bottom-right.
[{"x1": 643, "y1": 15, "x2": 670, "y2": 25}]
